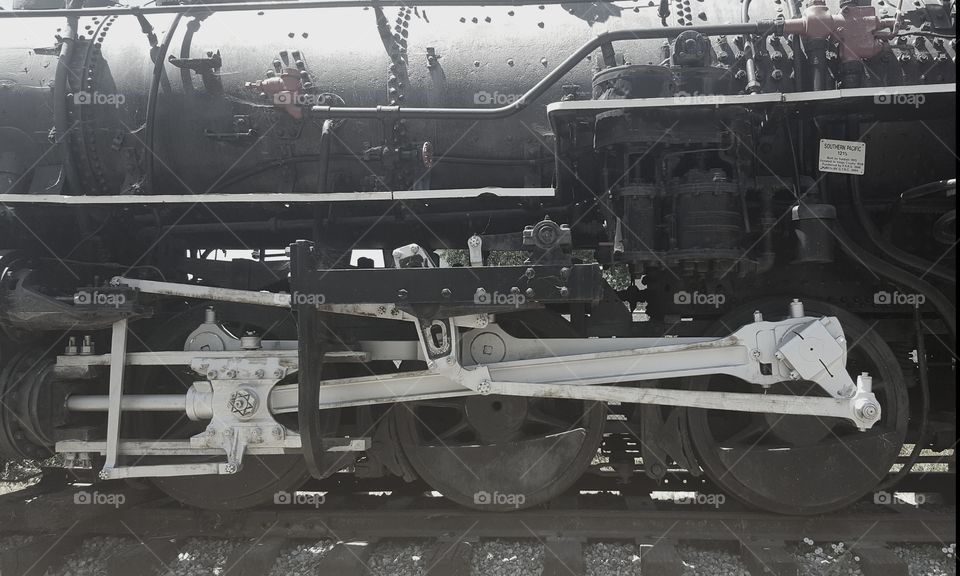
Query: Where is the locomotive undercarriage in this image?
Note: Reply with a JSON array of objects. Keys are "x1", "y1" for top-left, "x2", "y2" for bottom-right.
[{"x1": 1, "y1": 0, "x2": 955, "y2": 516}]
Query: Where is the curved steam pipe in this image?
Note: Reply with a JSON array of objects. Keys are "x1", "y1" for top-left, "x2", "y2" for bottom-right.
[
  {"x1": 850, "y1": 176, "x2": 956, "y2": 284},
  {"x1": 310, "y1": 22, "x2": 783, "y2": 120},
  {"x1": 831, "y1": 223, "x2": 956, "y2": 344}
]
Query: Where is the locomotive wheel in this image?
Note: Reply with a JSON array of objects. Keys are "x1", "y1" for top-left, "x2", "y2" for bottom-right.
[
  {"x1": 396, "y1": 311, "x2": 605, "y2": 511},
  {"x1": 0, "y1": 348, "x2": 58, "y2": 462},
  {"x1": 151, "y1": 456, "x2": 310, "y2": 510},
  {"x1": 686, "y1": 299, "x2": 909, "y2": 515},
  {"x1": 396, "y1": 396, "x2": 605, "y2": 510},
  {"x1": 133, "y1": 303, "x2": 315, "y2": 510}
]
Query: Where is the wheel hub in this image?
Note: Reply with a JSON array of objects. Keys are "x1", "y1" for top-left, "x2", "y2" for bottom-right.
[{"x1": 464, "y1": 395, "x2": 528, "y2": 444}]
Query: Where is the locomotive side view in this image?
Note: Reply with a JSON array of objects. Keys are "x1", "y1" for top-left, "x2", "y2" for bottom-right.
[{"x1": 0, "y1": 0, "x2": 955, "y2": 515}]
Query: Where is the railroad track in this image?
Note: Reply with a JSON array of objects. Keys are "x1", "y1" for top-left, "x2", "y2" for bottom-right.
[{"x1": 0, "y1": 473, "x2": 955, "y2": 576}]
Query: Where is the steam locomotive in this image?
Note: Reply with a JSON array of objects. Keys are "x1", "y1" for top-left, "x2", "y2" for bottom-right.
[{"x1": 0, "y1": 0, "x2": 955, "y2": 514}]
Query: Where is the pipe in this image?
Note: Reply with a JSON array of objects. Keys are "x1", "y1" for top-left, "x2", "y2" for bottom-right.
[
  {"x1": 850, "y1": 176, "x2": 956, "y2": 284},
  {"x1": 741, "y1": 0, "x2": 761, "y2": 94},
  {"x1": 830, "y1": 223, "x2": 956, "y2": 343},
  {"x1": 807, "y1": 38, "x2": 831, "y2": 91},
  {"x1": 143, "y1": 13, "x2": 184, "y2": 192},
  {"x1": 311, "y1": 23, "x2": 782, "y2": 120},
  {"x1": 316, "y1": 119, "x2": 335, "y2": 194},
  {"x1": 53, "y1": 0, "x2": 83, "y2": 194},
  {"x1": 3, "y1": 0, "x2": 722, "y2": 17},
  {"x1": 934, "y1": 210, "x2": 955, "y2": 245},
  {"x1": 66, "y1": 394, "x2": 188, "y2": 413},
  {"x1": 900, "y1": 179, "x2": 956, "y2": 202}
]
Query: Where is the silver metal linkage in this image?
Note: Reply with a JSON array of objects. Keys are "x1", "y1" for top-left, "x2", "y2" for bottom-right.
[{"x1": 59, "y1": 298, "x2": 882, "y2": 480}]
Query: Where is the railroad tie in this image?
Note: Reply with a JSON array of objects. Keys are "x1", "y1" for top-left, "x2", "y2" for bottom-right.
[
  {"x1": 639, "y1": 539, "x2": 684, "y2": 576},
  {"x1": 422, "y1": 540, "x2": 474, "y2": 576},
  {"x1": 741, "y1": 540, "x2": 800, "y2": 576},
  {"x1": 106, "y1": 537, "x2": 182, "y2": 576},
  {"x1": 0, "y1": 533, "x2": 85, "y2": 576},
  {"x1": 854, "y1": 544, "x2": 910, "y2": 576},
  {"x1": 313, "y1": 541, "x2": 372, "y2": 575},
  {"x1": 222, "y1": 536, "x2": 287, "y2": 576},
  {"x1": 541, "y1": 537, "x2": 585, "y2": 576}
]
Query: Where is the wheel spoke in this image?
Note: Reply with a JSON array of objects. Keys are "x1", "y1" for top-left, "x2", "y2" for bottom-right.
[
  {"x1": 527, "y1": 408, "x2": 576, "y2": 432},
  {"x1": 415, "y1": 399, "x2": 466, "y2": 410},
  {"x1": 720, "y1": 422, "x2": 769, "y2": 447},
  {"x1": 435, "y1": 420, "x2": 471, "y2": 442}
]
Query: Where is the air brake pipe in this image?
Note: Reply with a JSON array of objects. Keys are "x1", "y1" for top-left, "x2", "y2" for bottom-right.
[{"x1": 310, "y1": 23, "x2": 783, "y2": 120}]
